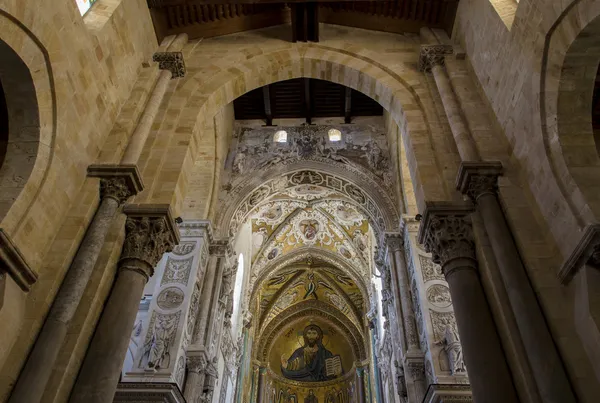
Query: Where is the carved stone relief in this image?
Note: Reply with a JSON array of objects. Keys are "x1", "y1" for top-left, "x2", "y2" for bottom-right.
[
  {"x1": 419, "y1": 255, "x2": 444, "y2": 282},
  {"x1": 426, "y1": 284, "x2": 452, "y2": 308},
  {"x1": 161, "y1": 256, "x2": 193, "y2": 286},
  {"x1": 430, "y1": 310, "x2": 457, "y2": 342},
  {"x1": 172, "y1": 241, "x2": 195, "y2": 256},
  {"x1": 187, "y1": 282, "x2": 201, "y2": 336},
  {"x1": 156, "y1": 287, "x2": 185, "y2": 310},
  {"x1": 140, "y1": 311, "x2": 181, "y2": 370},
  {"x1": 175, "y1": 356, "x2": 185, "y2": 387}
]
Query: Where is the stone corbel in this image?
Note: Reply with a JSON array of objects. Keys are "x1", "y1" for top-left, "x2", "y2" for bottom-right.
[{"x1": 418, "y1": 44, "x2": 453, "y2": 72}]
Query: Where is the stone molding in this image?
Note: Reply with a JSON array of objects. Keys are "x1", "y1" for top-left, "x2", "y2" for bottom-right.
[
  {"x1": 120, "y1": 204, "x2": 180, "y2": 279},
  {"x1": 422, "y1": 384, "x2": 473, "y2": 403},
  {"x1": 456, "y1": 161, "x2": 503, "y2": 203},
  {"x1": 0, "y1": 228, "x2": 37, "y2": 291},
  {"x1": 558, "y1": 224, "x2": 600, "y2": 283},
  {"x1": 209, "y1": 238, "x2": 233, "y2": 258},
  {"x1": 87, "y1": 164, "x2": 144, "y2": 203},
  {"x1": 418, "y1": 44, "x2": 453, "y2": 72},
  {"x1": 417, "y1": 203, "x2": 476, "y2": 274},
  {"x1": 114, "y1": 382, "x2": 185, "y2": 403},
  {"x1": 384, "y1": 232, "x2": 403, "y2": 253},
  {"x1": 178, "y1": 219, "x2": 213, "y2": 239},
  {"x1": 152, "y1": 52, "x2": 186, "y2": 78}
]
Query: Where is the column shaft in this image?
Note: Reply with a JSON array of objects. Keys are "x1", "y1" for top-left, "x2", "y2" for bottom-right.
[
  {"x1": 69, "y1": 268, "x2": 148, "y2": 403},
  {"x1": 121, "y1": 69, "x2": 172, "y2": 165},
  {"x1": 194, "y1": 255, "x2": 218, "y2": 345},
  {"x1": 477, "y1": 193, "x2": 575, "y2": 403},
  {"x1": 9, "y1": 194, "x2": 121, "y2": 403},
  {"x1": 356, "y1": 368, "x2": 366, "y2": 403},
  {"x1": 183, "y1": 370, "x2": 204, "y2": 403},
  {"x1": 392, "y1": 248, "x2": 420, "y2": 353},
  {"x1": 431, "y1": 64, "x2": 479, "y2": 161},
  {"x1": 444, "y1": 259, "x2": 518, "y2": 402}
]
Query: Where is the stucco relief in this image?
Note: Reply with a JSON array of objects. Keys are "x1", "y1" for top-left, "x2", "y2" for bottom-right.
[
  {"x1": 426, "y1": 284, "x2": 452, "y2": 308},
  {"x1": 140, "y1": 311, "x2": 181, "y2": 370},
  {"x1": 419, "y1": 255, "x2": 444, "y2": 282},
  {"x1": 156, "y1": 287, "x2": 185, "y2": 310},
  {"x1": 161, "y1": 256, "x2": 193, "y2": 286}
]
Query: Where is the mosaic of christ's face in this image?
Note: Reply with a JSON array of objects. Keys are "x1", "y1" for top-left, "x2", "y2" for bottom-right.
[{"x1": 304, "y1": 328, "x2": 320, "y2": 346}]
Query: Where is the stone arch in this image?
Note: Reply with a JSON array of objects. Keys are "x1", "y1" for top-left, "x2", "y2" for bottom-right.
[
  {"x1": 216, "y1": 162, "x2": 398, "y2": 238},
  {"x1": 0, "y1": 10, "x2": 56, "y2": 239},
  {"x1": 137, "y1": 44, "x2": 448, "y2": 218},
  {"x1": 541, "y1": 0, "x2": 600, "y2": 232}
]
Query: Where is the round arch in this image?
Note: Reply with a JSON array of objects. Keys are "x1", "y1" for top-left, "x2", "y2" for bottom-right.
[
  {"x1": 137, "y1": 44, "x2": 449, "y2": 217},
  {"x1": 541, "y1": 0, "x2": 600, "y2": 232}
]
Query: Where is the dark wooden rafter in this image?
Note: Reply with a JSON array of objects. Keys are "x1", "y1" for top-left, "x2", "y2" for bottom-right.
[
  {"x1": 233, "y1": 78, "x2": 383, "y2": 122},
  {"x1": 344, "y1": 86, "x2": 352, "y2": 124},
  {"x1": 263, "y1": 85, "x2": 273, "y2": 126},
  {"x1": 303, "y1": 78, "x2": 312, "y2": 124},
  {"x1": 290, "y1": 2, "x2": 319, "y2": 42}
]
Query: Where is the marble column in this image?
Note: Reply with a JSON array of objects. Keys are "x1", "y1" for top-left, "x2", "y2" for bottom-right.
[
  {"x1": 457, "y1": 162, "x2": 576, "y2": 403},
  {"x1": 255, "y1": 367, "x2": 267, "y2": 403},
  {"x1": 356, "y1": 367, "x2": 367, "y2": 403},
  {"x1": 8, "y1": 167, "x2": 142, "y2": 403},
  {"x1": 69, "y1": 205, "x2": 178, "y2": 403},
  {"x1": 184, "y1": 352, "x2": 208, "y2": 403},
  {"x1": 418, "y1": 203, "x2": 519, "y2": 403},
  {"x1": 386, "y1": 233, "x2": 427, "y2": 403},
  {"x1": 418, "y1": 45, "x2": 479, "y2": 162}
]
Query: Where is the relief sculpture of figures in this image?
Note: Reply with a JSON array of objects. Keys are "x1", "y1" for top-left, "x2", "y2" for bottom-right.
[
  {"x1": 436, "y1": 325, "x2": 466, "y2": 375},
  {"x1": 140, "y1": 313, "x2": 178, "y2": 370},
  {"x1": 281, "y1": 325, "x2": 342, "y2": 382}
]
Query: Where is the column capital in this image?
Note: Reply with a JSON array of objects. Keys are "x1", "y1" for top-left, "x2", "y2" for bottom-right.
[
  {"x1": 152, "y1": 51, "x2": 186, "y2": 78},
  {"x1": 384, "y1": 232, "x2": 403, "y2": 252},
  {"x1": 87, "y1": 164, "x2": 144, "y2": 204},
  {"x1": 417, "y1": 202, "x2": 476, "y2": 273},
  {"x1": 186, "y1": 355, "x2": 208, "y2": 374},
  {"x1": 418, "y1": 44, "x2": 453, "y2": 72},
  {"x1": 209, "y1": 238, "x2": 233, "y2": 258},
  {"x1": 456, "y1": 161, "x2": 503, "y2": 202},
  {"x1": 404, "y1": 357, "x2": 426, "y2": 382},
  {"x1": 120, "y1": 204, "x2": 179, "y2": 280}
]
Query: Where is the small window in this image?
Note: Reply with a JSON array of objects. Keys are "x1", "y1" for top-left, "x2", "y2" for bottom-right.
[
  {"x1": 273, "y1": 130, "x2": 287, "y2": 143},
  {"x1": 328, "y1": 128, "x2": 342, "y2": 142},
  {"x1": 76, "y1": 0, "x2": 98, "y2": 16}
]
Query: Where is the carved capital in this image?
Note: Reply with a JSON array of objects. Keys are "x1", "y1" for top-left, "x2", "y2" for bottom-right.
[
  {"x1": 418, "y1": 44, "x2": 453, "y2": 72},
  {"x1": 88, "y1": 164, "x2": 144, "y2": 204},
  {"x1": 417, "y1": 203, "x2": 476, "y2": 273},
  {"x1": 385, "y1": 232, "x2": 403, "y2": 253},
  {"x1": 404, "y1": 359, "x2": 425, "y2": 382},
  {"x1": 119, "y1": 204, "x2": 179, "y2": 280},
  {"x1": 209, "y1": 238, "x2": 232, "y2": 257},
  {"x1": 456, "y1": 161, "x2": 503, "y2": 203},
  {"x1": 187, "y1": 355, "x2": 208, "y2": 374},
  {"x1": 153, "y1": 51, "x2": 186, "y2": 78}
]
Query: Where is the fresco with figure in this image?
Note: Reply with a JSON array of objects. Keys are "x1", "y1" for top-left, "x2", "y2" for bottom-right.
[{"x1": 281, "y1": 324, "x2": 342, "y2": 382}]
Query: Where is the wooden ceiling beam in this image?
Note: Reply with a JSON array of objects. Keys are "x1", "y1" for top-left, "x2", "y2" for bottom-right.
[
  {"x1": 263, "y1": 85, "x2": 273, "y2": 126},
  {"x1": 304, "y1": 78, "x2": 312, "y2": 124},
  {"x1": 344, "y1": 87, "x2": 352, "y2": 124}
]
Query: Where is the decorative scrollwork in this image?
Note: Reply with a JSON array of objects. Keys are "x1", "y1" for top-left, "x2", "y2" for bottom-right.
[{"x1": 421, "y1": 214, "x2": 476, "y2": 274}]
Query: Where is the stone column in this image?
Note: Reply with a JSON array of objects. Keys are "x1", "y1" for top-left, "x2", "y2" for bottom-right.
[
  {"x1": 419, "y1": 45, "x2": 479, "y2": 162},
  {"x1": 418, "y1": 203, "x2": 518, "y2": 403},
  {"x1": 457, "y1": 162, "x2": 576, "y2": 403},
  {"x1": 255, "y1": 367, "x2": 267, "y2": 403},
  {"x1": 184, "y1": 352, "x2": 207, "y2": 403},
  {"x1": 386, "y1": 233, "x2": 427, "y2": 403},
  {"x1": 69, "y1": 205, "x2": 178, "y2": 403},
  {"x1": 8, "y1": 167, "x2": 142, "y2": 403},
  {"x1": 356, "y1": 367, "x2": 367, "y2": 403}
]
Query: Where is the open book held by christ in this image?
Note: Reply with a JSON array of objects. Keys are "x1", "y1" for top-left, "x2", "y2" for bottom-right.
[{"x1": 325, "y1": 355, "x2": 342, "y2": 377}]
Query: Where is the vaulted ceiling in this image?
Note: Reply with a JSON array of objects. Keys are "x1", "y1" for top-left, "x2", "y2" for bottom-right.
[{"x1": 146, "y1": 0, "x2": 460, "y2": 42}]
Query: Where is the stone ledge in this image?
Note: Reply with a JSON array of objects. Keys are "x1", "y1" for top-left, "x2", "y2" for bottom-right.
[
  {"x1": 423, "y1": 384, "x2": 473, "y2": 403},
  {"x1": 0, "y1": 228, "x2": 37, "y2": 291},
  {"x1": 114, "y1": 382, "x2": 185, "y2": 403}
]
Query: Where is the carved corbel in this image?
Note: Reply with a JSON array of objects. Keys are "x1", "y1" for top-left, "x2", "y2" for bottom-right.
[
  {"x1": 152, "y1": 51, "x2": 186, "y2": 78},
  {"x1": 418, "y1": 44, "x2": 453, "y2": 72}
]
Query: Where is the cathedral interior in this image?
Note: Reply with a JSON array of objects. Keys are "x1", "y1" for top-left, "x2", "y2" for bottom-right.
[{"x1": 1, "y1": 1, "x2": 600, "y2": 403}]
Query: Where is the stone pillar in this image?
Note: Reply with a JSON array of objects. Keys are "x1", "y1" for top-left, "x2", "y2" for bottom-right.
[
  {"x1": 457, "y1": 162, "x2": 576, "y2": 403},
  {"x1": 418, "y1": 203, "x2": 518, "y2": 403},
  {"x1": 356, "y1": 367, "x2": 367, "y2": 403},
  {"x1": 419, "y1": 45, "x2": 479, "y2": 162},
  {"x1": 386, "y1": 233, "x2": 427, "y2": 403},
  {"x1": 184, "y1": 352, "x2": 207, "y2": 403},
  {"x1": 8, "y1": 167, "x2": 142, "y2": 403},
  {"x1": 69, "y1": 205, "x2": 178, "y2": 403}
]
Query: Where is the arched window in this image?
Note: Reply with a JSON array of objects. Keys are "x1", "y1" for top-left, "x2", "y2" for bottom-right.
[
  {"x1": 232, "y1": 253, "x2": 245, "y2": 332},
  {"x1": 328, "y1": 128, "x2": 342, "y2": 142},
  {"x1": 273, "y1": 130, "x2": 287, "y2": 143},
  {"x1": 75, "y1": 0, "x2": 98, "y2": 16}
]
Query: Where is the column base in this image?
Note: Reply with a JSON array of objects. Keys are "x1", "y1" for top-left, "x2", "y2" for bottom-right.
[
  {"x1": 114, "y1": 382, "x2": 185, "y2": 403},
  {"x1": 423, "y1": 384, "x2": 473, "y2": 403}
]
